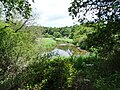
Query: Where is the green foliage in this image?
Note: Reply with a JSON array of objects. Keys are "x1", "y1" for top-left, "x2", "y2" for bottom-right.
[
  {"x1": 69, "y1": 0, "x2": 120, "y2": 22},
  {"x1": 1, "y1": 21, "x2": 120, "y2": 90},
  {"x1": 44, "y1": 33, "x2": 53, "y2": 38},
  {"x1": 42, "y1": 26, "x2": 72, "y2": 38},
  {"x1": 68, "y1": 0, "x2": 120, "y2": 62},
  {"x1": 14, "y1": 57, "x2": 76, "y2": 90},
  {"x1": 69, "y1": 24, "x2": 95, "y2": 48},
  {"x1": 0, "y1": 0, "x2": 120, "y2": 89},
  {"x1": 85, "y1": 22, "x2": 120, "y2": 71},
  {"x1": 94, "y1": 72, "x2": 120, "y2": 90},
  {"x1": 70, "y1": 55, "x2": 120, "y2": 90},
  {"x1": 22, "y1": 54, "x2": 120, "y2": 90},
  {"x1": 53, "y1": 32, "x2": 61, "y2": 38},
  {"x1": 40, "y1": 57, "x2": 76, "y2": 90},
  {"x1": 0, "y1": 21, "x2": 43, "y2": 90},
  {"x1": 0, "y1": 0, "x2": 33, "y2": 20},
  {"x1": 41, "y1": 24, "x2": 95, "y2": 48},
  {"x1": 68, "y1": 2, "x2": 120, "y2": 89}
]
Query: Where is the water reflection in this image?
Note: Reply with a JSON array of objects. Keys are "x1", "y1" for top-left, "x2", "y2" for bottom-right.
[
  {"x1": 49, "y1": 44, "x2": 89, "y2": 57},
  {"x1": 49, "y1": 48, "x2": 72, "y2": 57}
]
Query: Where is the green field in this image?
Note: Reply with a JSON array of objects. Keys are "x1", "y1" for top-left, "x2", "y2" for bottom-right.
[
  {"x1": 55, "y1": 38, "x2": 73, "y2": 43},
  {"x1": 36, "y1": 38, "x2": 56, "y2": 49},
  {"x1": 36, "y1": 38, "x2": 73, "y2": 49}
]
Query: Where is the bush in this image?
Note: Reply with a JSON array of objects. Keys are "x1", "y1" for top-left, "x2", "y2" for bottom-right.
[{"x1": 40, "y1": 57, "x2": 76, "y2": 90}]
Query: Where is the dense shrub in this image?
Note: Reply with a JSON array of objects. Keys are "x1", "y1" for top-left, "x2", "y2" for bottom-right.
[
  {"x1": 40, "y1": 57, "x2": 76, "y2": 90},
  {"x1": 0, "y1": 21, "x2": 43, "y2": 90}
]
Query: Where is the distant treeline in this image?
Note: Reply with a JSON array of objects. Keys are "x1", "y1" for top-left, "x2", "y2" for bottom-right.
[{"x1": 26, "y1": 23, "x2": 96, "y2": 49}]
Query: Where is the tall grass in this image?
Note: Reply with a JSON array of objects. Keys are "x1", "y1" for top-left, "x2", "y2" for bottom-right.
[{"x1": 36, "y1": 38, "x2": 56, "y2": 50}]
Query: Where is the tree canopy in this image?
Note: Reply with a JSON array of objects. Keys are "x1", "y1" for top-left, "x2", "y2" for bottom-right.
[
  {"x1": 68, "y1": 0, "x2": 120, "y2": 23},
  {"x1": 0, "y1": 0, "x2": 34, "y2": 21}
]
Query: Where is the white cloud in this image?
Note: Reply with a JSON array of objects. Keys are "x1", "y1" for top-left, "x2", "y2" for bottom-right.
[{"x1": 29, "y1": 0, "x2": 74, "y2": 27}]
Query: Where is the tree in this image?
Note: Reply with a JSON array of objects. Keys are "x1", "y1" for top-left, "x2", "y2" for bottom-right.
[
  {"x1": 68, "y1": 0, "x2": 120, "y2": 54},
  {"x1": 53, "y1": 32, "x2": 61, "y2": 38},
  {"x1": 0, "y1": 0, "x2": 34, "y2": 32},
  {"x1": 68, "y1": 1, "x2": 120, "y2": 89},
  {"x1": 68, "y1": 0, "x2": 120, "y2": 71},
  {"x1": 0, "y1": 0, "x2": 34, "y2": 21},
  {"x1": 68, "y1": 0, "x2": 120, "y2": 23},
  {"x1": 0, "y1": 1, "x2": 35, "y2": 89}
]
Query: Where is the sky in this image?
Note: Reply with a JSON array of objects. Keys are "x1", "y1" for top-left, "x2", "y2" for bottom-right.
[{"x1": 29, "y1": 0, "x2": 76, "y2": 27}]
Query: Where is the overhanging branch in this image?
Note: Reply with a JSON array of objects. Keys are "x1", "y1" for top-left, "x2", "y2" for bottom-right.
[{"x1": 15, "y1": 19, "x2": 28, "y2": 33}]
